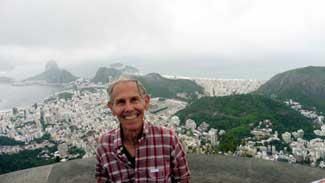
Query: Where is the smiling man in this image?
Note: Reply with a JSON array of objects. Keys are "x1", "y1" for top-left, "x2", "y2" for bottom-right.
[{"x1": 96, "y1": 79, "x2": 190, "y2": 183}]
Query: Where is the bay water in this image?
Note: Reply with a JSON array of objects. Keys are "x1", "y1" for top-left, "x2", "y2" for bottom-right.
[{"x1": 0, "y1": 84, "x2": 63, "y2": 111}]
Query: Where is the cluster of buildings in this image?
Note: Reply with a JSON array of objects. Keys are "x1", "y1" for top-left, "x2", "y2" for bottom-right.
[
  {"x1": 235, "y1": 99, "x2": 325, "y2": 169},
  {"x1": 284, "y1": 99, "x2": 325, "y2": 136},
  {"x1": 0, "y1": 81, "x2": 194, "y2": 161},
  {"x1": 194, "y1": 78, "x2": 264, "y2": 96}
]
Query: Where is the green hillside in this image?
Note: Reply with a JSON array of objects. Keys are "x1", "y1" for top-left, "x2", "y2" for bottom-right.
[
  {"x1": 91, "y1": 67, "x2": 122, "y2": 83},
  {"x1": 91, "y1": 64, "x2": 139, "y2": 83},
  {"x1": 256, "y1": 66, "x2": 325, "y2": 113},
  {"x1": 134, "y1": 73, "x2": 204, "y2": 101},
  {"x1": 176, "y1": 94, "x2": 316, "y2": 151},
  {"x1": 0, "y1": 136, "x2": 24, "y2": 146}
]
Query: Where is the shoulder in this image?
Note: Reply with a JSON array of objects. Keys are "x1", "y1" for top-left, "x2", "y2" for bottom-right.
[
  {"x1": 98, "y1": 128, "x2": 118, "y2": 145},
  {"x1": 96, "y1": 128, "x2": 119, "y2": 156},
  {"x1": 146, "y1": 123, "x2": 177, "y2": 138}
]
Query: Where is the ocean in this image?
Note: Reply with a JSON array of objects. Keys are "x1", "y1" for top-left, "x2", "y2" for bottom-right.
[{"x1": 0, "y1": 84, "x2": 63, "y2": 111}]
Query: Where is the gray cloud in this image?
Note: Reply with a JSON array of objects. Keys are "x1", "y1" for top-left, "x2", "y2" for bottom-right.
[
  {"x1": 0, "y1": 0, "x2": 171, "y2": 49},
  {"x1": 0, "y1": 0, "x2": 325, "y2": 79},
  {"x1": 0, "y1": 56, "x2": 15, "y2": 71}
]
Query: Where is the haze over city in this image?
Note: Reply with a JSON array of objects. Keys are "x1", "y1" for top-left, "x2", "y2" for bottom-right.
[{"x1": 1, "y1": 0, "x2": 325, "y2": 80}]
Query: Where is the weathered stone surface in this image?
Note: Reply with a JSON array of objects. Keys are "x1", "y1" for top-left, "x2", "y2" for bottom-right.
[
  {"x1": 0, "y1": 164, "x2": 52, "y2": 183},
  {"x1": 48, "y1": 158, "x2": 95, "y2": 183},
  {"x1": 1, "y1": 154, "x2": 325, "y2": 183}
]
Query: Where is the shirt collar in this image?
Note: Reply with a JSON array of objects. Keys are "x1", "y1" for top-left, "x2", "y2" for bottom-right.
[{"x1": 114, "y1": 121, "x2": 150, "y2": 151}]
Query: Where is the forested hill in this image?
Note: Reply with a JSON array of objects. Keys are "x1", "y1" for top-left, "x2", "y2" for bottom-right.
[
  {"x1": 133, "y1": 73, "x2": 204, "y2": 101},
  {"x1": 256, "y1": 66, "x2": 325, "y2": 113},
  {"x1": 91, "y1": 64, "x2": 139, "y2": 83},
  {"x1": 176, "y1": 94, "x2": 316, "y2": 150}
]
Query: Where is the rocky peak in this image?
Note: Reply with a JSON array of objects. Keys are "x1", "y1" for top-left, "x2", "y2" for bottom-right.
[{"x1": 45, "y1": 60, "x2": 60, "y2": 71}]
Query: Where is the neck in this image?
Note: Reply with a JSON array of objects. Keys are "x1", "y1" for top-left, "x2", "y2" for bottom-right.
[{"x1": 122, "y1": 126, "x2": 143, "y2": 145}]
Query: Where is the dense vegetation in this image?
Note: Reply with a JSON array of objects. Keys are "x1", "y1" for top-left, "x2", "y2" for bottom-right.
[
  {"x1": 0, "y1": 145, "x2": 58, "y2": 174},
  {"x1": 30, "y1": 133, "x2": 52, "y2": 144},
  {"x1": 176, "y1": 94, "x2": 316, "y2": 152},
  {"x1": 57, "y1": 92, "x2": 73, "y2": 100},
  {"x1": 68, "y1": 146, "x2": 86, "y2": 159},
  {"x1": 0, "y1": 136, "x2": 24, "y2": 146},
  {"x1": 91, "y1": 67, "x2": 123, "y2": 83},
  {"x1": 134, "y1": 73, "x2": 204, "y2": 101},
  {"x1": 256, "y1": 66, "x2": 325, "y2": 113}
]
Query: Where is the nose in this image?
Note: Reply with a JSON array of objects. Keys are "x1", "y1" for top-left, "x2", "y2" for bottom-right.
[{"x1": 124, "y1": 101, "x2": 134, "y2": 112}]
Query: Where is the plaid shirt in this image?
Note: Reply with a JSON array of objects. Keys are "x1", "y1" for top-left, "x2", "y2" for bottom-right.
[{"x1": 96, "y1": 122, "x2": 190, "y2": 183}]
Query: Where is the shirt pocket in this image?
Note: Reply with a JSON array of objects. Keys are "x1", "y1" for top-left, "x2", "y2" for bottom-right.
[{"x1": 147, "y1": 167, "x2": 169, "y2": 183}]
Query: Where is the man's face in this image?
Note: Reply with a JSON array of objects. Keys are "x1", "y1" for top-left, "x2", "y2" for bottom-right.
[{"x1": 108, "y1": 81, "x2": 150, "y2": 132}]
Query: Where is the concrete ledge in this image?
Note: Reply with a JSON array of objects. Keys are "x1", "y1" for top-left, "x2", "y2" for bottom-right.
[{"x1": 1, "y1": 154, "x2": 325, "y2": 183}]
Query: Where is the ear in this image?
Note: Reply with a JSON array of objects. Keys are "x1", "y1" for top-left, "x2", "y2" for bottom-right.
[
  {"x1": 107, "y1": 101, "x2": 116, "y2": 116},
  {"x1": 144, "y1": 95, "x2": 150, "y2": 111}
]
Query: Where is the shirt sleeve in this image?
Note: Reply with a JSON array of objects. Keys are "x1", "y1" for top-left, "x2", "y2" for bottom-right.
[
  {"x1": 170, "y1": 129, "x2": 190, "y2": 183},
  {"x1": 96, "y1": 141, "x2": 109, "y2": 183}
]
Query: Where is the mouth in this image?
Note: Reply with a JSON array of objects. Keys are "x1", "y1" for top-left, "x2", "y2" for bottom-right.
[{"x1": 122, "y1": 112, "x2": 140, "y2": 120}]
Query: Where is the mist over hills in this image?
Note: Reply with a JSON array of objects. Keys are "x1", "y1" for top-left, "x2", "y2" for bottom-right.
[
  {"x1": 256, "y1": 66, "x2": 325, "y2": 113},
  {"x1": 25, "y1": 61, "x2": 78, "y2": 83}
]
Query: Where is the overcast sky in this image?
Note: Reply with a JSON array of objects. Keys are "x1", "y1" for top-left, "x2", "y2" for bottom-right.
[{"x1": 1, "y1": 0, "x2": 325, "y2": 80}]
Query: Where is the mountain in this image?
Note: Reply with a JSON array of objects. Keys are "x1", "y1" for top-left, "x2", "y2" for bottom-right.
[
  {"x1": 256, "y1": 66, "x2": 325, "y2": 113},
  {"x1": 133, "y1": 73, "x2": 204, "y2": 101},
  {"x1": 0, "y1": 76, "x2": 14, "y2": 83},
  {"x1": 175, "y1": 94, "x2": 316, "y2": 151},
  {"x1": 91, "y1": 63, "x2": 139, "y2": 83},
  {"x1": 91, "y1": 65, "x2": 203, "y2": 101},
  {"x1": 25, "y1": 61, "x2": 78, "y2": 83},
  {"x1": 91, "y1": 67, "x2": 122, "y2": 83},
  {"x1": 110, "y1": 63, "x2": 139, "y2": 74},
  {"x1": 1, "y1": 154, "x2": 324, "y2": 183}
]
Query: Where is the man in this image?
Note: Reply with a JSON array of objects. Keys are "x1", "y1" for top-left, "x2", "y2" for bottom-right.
[{"x1": 96, "y1": 79, "x2": 190, "y2": 183}]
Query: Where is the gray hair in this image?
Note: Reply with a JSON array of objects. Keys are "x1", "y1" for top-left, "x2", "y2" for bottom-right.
[{"x1": 107, "y1": 79, "x2": 147, "y2": 103}]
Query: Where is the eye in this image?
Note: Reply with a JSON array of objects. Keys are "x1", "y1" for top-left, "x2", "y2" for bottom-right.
[
  {"x1": 115, "y1": 99, "x2": 126, "y2": 105},
  {"x1": 130, "y1": 96, "x2": 140, "y2": 103}
]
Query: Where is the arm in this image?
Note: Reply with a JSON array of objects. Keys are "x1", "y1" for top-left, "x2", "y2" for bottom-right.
[
  {"x1": 170, "y1": 130, "x2": 190, "y2": 183},
  {"x1": 96, "y1": 139, "x2": 109, "y2": 183}
]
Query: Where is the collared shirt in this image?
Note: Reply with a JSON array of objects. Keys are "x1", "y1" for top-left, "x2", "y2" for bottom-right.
[{"x1": 96, "y1": 122, "x2": 190, "y2": 183}]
